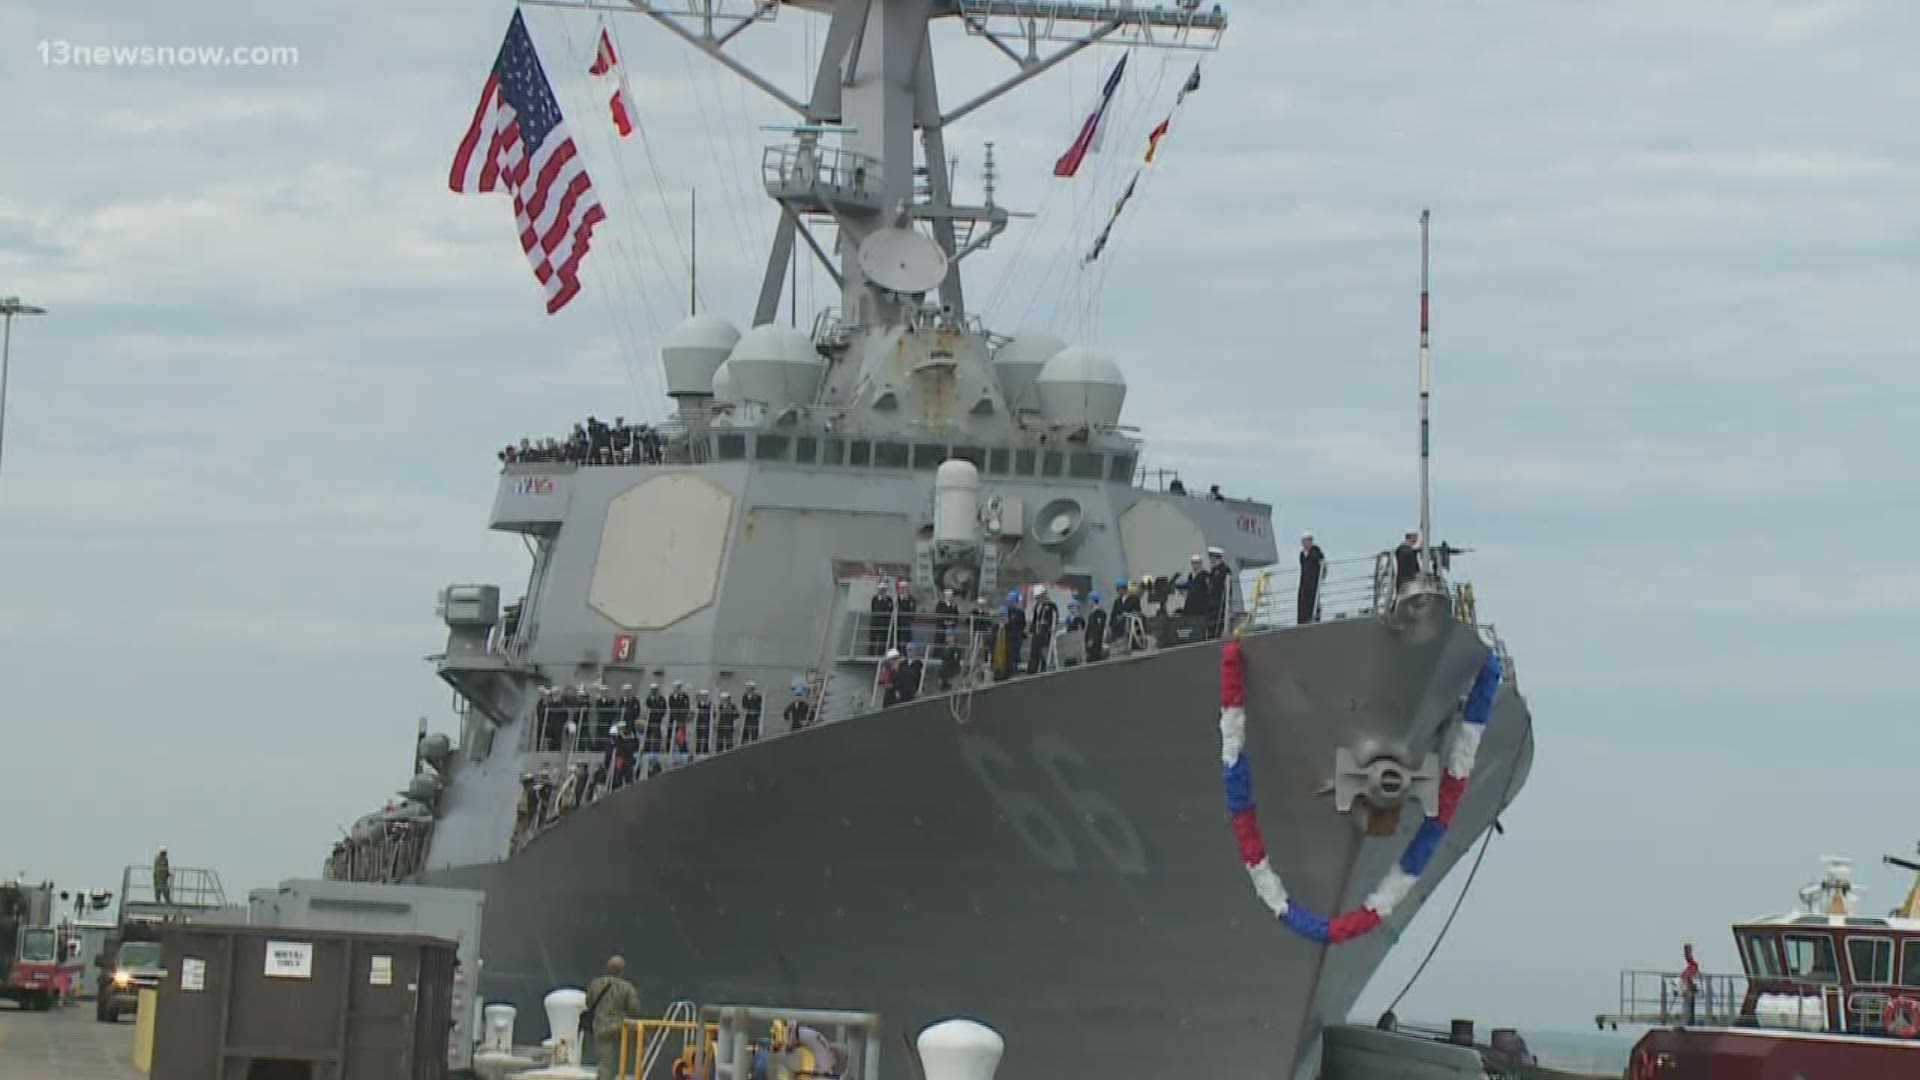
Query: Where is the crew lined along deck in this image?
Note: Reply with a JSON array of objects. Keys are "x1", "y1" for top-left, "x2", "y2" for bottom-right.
[{"x1": 327, "y1": 537, "x2": 1509, "y2": 883}]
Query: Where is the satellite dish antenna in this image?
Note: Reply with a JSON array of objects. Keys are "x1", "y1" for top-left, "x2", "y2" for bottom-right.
[{"x1": 858, "y1": 228, "x2": 949, "y2": 295}]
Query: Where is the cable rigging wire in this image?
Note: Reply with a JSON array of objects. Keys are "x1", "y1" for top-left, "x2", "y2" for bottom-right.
[
  {"x1": 598, "y1": 14, "x2": 710, "y2": 317},
  {"x1": 1379, "y1": 716, "x2": 1536, "y2": 1021},
  {"x1": 545, "y1": 11, "x2": 674, "y2": 409}
]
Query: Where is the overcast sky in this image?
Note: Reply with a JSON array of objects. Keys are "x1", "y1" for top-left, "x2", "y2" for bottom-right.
[{"x1": 3, "y1": 0, "x2": 1916, "y2": 1033}]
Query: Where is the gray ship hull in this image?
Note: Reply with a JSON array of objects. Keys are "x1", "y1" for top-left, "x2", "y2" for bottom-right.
[{"x1": 421, "y1": 617, "x2": 1532, "y2": 1080}]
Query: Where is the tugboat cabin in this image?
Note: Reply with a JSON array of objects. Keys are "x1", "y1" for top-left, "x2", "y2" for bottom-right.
[
  {"x1": 1731, "y1": 894, "x2": 1920, "y2": 1036},
  {"x1": 1684, "y1": 855, "x2": 1920, "y2": 1040}
]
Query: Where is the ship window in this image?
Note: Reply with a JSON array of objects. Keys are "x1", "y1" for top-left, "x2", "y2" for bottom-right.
[
  {"x1": 912, "y1": 444, "x2": 945, "y2": 471},
  {"x1": 1013, "y1": 449, "x2": 1036, "y2": 476},
  {"x1": 795, "y1": 437, "x2": 818, "y2": 464},
  {"x1": 716, "y1": 434, "x2": 747, "y2": 460},
  {"x1": 849, "y1": 440, "x2": 871, "y2": 467},
  {"x1": 874, "y1": 441, "x2": 910, "y2": 469},
  {"x1": 755, "y1": 435, "x2": 790, "y2": 461},
  {"x1": 1109, "y1": 452, "x2": 1136, "y2": 483},
  {"x1": 1902, "y1": 942, "x2": 1920, "y2": 987},
  {"x1": 821, "y1": 437, "x2": 844, "y2": 465},
  {"x1": 1741, "y1": 933, "x2": 1782, "y2": 978},
  {"x1": 1068, "y1": 451, "x2": 1104, "y2": 480},
  {"x1": 987, "y1": 449, "x2": 1010, "y2": 475},
  {"x1": 953, "y1": 445, "x2": 986, "y2": 470},
  {"x1": 1847, "y1": 936, "x2": 1896, "y2": 985},
  {"x1": 1783, "y1": 934, "x2": 1840, "y2": 983},
  {"x1": 1041, "y1": 450, "x2": 1063, "y2": 478}
]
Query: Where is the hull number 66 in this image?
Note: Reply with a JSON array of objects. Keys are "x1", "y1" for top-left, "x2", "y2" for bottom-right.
[{"x1": 960, "y1": 732, "x2": 1147, "y2": 875}]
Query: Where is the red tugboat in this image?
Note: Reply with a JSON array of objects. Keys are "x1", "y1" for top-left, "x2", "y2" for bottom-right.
[{"x1": 1598, "y1": 849, "x2": 1920, "y2": 1079}]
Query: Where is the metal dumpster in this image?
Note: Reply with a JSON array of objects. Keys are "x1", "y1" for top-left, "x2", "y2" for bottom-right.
[{"x1": 150, "y1": 923, "x2": 457, "y2": 1080}]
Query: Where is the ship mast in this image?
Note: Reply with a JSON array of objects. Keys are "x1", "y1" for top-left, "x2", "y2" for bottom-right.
[
  {"x1": 524, "y1": 0, "x2": 1226, "y2": 329},
  {"x1": 1417, "y1": 208, "x2": 1432, "y2": 571}
]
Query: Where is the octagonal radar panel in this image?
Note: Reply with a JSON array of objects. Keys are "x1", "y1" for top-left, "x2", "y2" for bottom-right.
[{"x1": 858, "y1": 227, "x2": 949, "y2": 295}]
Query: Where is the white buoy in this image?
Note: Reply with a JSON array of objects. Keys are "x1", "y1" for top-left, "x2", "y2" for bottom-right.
[
  {"x1": 917, "y1": 1018, "x2": 1004, "y2": 1080},
  {"x1": 482, "y1": 1003, "x2": 517, "y2": 1053}
]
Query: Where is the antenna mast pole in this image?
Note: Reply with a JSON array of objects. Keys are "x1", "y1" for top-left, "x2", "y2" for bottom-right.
[
  {"x1": 1417, "y1": 208, "x2": 1432, "y2": 570},
  {"x1": 689, "y1": 188, "x2": 698, "y2": 317}
]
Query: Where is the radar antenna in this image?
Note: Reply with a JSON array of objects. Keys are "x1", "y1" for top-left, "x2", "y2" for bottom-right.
[
  {"x1": 522, "y1": 0, "x2": 1226, "y2": 328},
  {"x1": 1885, "y1": 843, "x2": 1920, "y2": 919}
]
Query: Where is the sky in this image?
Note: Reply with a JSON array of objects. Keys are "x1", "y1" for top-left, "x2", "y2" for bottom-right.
[{"x1": 2, "y1": 0, "x2": 1918, "y2": 1034}]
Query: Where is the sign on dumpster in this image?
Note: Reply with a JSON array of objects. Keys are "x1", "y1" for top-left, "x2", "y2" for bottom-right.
[{"x1": 263, "y1": 940, "x2": 314, "y2": 979}]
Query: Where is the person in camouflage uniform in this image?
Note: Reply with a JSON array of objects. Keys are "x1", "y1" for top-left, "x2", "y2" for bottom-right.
[{"x1": 583, "y1": 954, "x2": 642, "y2": 1080}]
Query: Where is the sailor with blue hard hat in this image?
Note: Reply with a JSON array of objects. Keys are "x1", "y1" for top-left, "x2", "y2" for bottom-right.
[
  {"x1": 1061, "y1": 598, "x2": 1087, "y2": 667},
  {"x1": 783, "y1": 682, "x2": 814, "y2": 733},
  {"x1": 898, "y1": 641, "x2": 926, "y2": 702}
]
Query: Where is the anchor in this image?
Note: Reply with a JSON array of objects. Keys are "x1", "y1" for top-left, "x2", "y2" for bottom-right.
[{"x1": 1327, "y1": 742, "x2": 1441, "y2": 836}]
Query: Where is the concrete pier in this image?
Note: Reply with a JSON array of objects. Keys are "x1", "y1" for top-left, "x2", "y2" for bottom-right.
[{"x1": 0, "y1": 1002, "x2": 142, "y2": 1080}]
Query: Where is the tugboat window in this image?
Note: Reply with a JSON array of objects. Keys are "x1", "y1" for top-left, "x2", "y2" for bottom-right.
[
  {"x1": 1783, "y1": 934, "x2": 1840, "y2": 982},
  {"x1": 716, "y1": 434, "x2": 747, "y2": 460},
  {"x1": 1845, "y1": 936, "x2": 1895, "y2": 985},
  {"x1": 1068, "y1": 451, "x2": 1104, "y2": 480},
  {"x1": 987, "y1": 448, "x2": 1010, "y2": 475},
  {"x1": 849, "y1": 440, "x2": 872, "y2": 466},
  {"x1": 1041, "y1": 450, "x2": 1063, "y2": 478},
  {"x1": 1740, "y1": 933, "x2": 1782, "y2": 978},
  {"x1": 795, "y1": 437, "x2": 818, "y2": 464},
  {"x1": 912, "y1": 444, "x2": 945, "y2": 471},
  {"x1": 1109, "y1": 452, "x2": 1136, "y2": 483},
  {"x1": 755, "y1": 435, "x2": 789, "y2": 461},
  {"x1": 875, "y1": 441, "x2": 910, "y2": 469},
  {"x1": 1013, "y1": 449, "x2": 1036, "y2": 476},
  {"x1": 1902, "y1": 941, "x2": 1920, "y2": 987}
]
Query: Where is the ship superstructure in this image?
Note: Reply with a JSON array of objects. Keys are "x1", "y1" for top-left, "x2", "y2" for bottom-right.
[{"x1": 322, "y1": 4, "x2": 1539, "y2": 1079}]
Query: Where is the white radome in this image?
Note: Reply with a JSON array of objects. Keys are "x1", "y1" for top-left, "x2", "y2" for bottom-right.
[
  {"x1": 1036, "y1": 344, "x2": 1127, "y2": 428},
  {"x1": 724, "y1": 324, "x2": 825, "y2": 409},
  {"x1": 661, "y1": 313, "x2": 741, "y2": 397},
  {"x1": 992, "y1": 329, "x2": 1068, "y2": 412},
  {"x1": 933, "y1": 459, "x2": 981, "y2": 545}
]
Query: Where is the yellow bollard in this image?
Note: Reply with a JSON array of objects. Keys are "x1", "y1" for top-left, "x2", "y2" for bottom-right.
[{"x1": 132, "y1": 988, "x2": 158, "y2": 1071}]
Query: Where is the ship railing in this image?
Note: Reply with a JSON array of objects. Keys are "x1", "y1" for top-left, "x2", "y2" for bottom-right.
[
  {"x1": 325, "y1": 819, "x2": 433, "y2": 884},
  {"x1": 1244, "y1": 555, "x2": 1386, "y2": 628},
  {"x1": 864, "y1": 627, "x2": 994, "y2": 710},
  {"x1": 958, "y1": 0, "x2": 1229, "y2": 50},
  {"x1": 762, "y1": 143, "x2": 885, "y2": 207},
  {"x1": 837, "y1": 610, "x2": 985, "y2": 664},
  {"x1": 1597, "y1": 969, "x2": 1751, "y2": 1029},
  {"x1": 1841, "y1": 982, "x2": 1920, "y2": 1035}
]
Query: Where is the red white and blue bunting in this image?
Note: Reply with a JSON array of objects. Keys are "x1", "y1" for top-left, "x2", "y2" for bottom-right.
[{"x1": 1219, "y1": 639, "x2": 1503, "y2": 944}]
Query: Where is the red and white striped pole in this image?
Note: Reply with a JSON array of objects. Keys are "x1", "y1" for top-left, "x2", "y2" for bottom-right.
[{"x1": 1417, "y1": 209, "x2": 1432, "y2": 571}]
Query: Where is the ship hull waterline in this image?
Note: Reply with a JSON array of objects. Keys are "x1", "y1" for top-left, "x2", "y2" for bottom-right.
[{"x1": 420, "y1": 616, "x2": 1534, "y2": 1080}]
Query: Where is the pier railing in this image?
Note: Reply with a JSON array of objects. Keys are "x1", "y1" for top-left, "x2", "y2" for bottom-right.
[{"x1": 118, "y1": 865, "x2": 227, "y2": 917}]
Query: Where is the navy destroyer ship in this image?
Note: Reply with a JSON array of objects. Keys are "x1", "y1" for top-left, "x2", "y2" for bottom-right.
[{"x1": 324, "y1": 3, "x2": 1537, "y2": 1078}]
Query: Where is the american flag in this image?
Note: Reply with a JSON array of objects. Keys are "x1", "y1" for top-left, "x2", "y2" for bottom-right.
[{"x1": 449, "y1": 10, "x2": 605, "y2": 314}]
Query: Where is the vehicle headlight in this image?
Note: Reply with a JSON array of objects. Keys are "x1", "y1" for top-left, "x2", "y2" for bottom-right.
[{"x1": 112, "y1": 970, "x2": 132, "y2": 987}]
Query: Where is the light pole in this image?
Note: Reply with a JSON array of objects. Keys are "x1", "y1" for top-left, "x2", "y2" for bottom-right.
[{"x1": 0, "y1": 295, "x2": 49, "y2": 487}]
